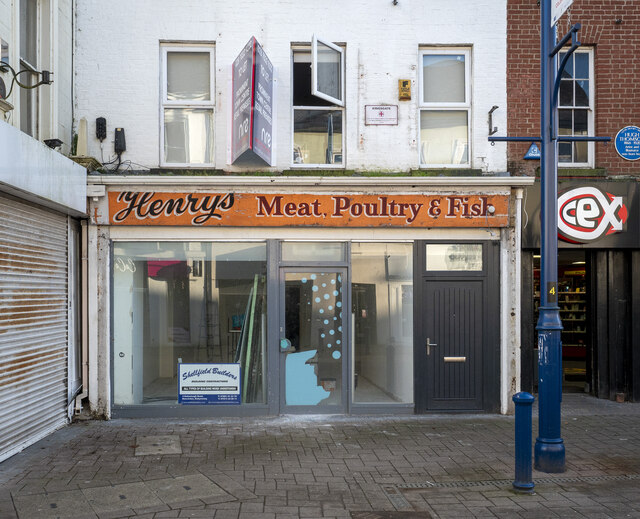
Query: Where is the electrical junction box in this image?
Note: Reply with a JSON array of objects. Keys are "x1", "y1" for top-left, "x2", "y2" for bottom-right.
[{"x1": 398, "y1": 79, "x2": 411, "y2": 100}]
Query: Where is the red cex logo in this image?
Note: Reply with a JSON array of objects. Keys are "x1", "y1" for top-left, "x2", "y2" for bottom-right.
[{"x1": 557, "y1": 187, "x2": 628, "y2": 243}]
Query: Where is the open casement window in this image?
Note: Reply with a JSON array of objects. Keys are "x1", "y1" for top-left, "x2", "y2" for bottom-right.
[
  {"x1": 292, "y1": 37, "x2": 345, "y2": 167},
  {"x1": 558, "y1": 48, "x2": 594, "y2": 167},
  {"x1": 419, "y1": 49, "x2": 471, "y2": 168},
  {"x1": 160, "y1": 45, "x2": 215, "y2": 167},
  {"x1": 311, "y1": 36, "x2": 344, "y2": 106}
]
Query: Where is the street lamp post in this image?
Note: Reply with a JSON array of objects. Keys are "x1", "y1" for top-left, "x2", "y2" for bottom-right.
[{"x1": 535, "y1": 0, "x2": 565, "y2": 473}]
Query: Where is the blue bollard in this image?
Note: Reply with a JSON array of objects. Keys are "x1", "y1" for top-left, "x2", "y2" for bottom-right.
[{"x1": 513, "y1": 392, "x2": 535, "y2": 492}]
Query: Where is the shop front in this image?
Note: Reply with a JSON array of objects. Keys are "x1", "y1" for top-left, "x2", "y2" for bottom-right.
[
  {"x1": 87, "y1": 176, "x2": 532, "y2": 417},
  {"x1": 521, "y1": 179, "x2": 640, "y2": 402}
]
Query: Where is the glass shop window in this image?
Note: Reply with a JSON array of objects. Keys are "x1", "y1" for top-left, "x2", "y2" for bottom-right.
[
  {"x1": 292, "y1": 36, "x2": 344, "y2": 167},
  {"x1": 351, "y1": 242, "x2": 414, "y2": 404},
  {"x1": 112, "y1": 242, "x2": 267, "y2": 406}
]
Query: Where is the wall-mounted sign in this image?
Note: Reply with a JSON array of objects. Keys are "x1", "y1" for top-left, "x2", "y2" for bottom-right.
[
  {"x1": 365, "y1": 105, "x2": 398, "y2": 125},
  {"x1": 614, "y1": 126, "x2": 640, "y2": 161},
  {"x1": 231, "y1": 37, "x2": 274, "y2": 165},
  {"x1": 398, "y1": 79, "x2": 411, "y2": 100},
  {"x1": 524, "y1": 143, "x2": 541, "y2": 160},
  {"x1": 178, "y1": 363, "x2": 241, "y2": 405},
  {"x1": 522, "y1": 181, "x2": 639, "y2": 248},
  {"x1": 558, "y1": 187, "x2": 628, "y2": 243},
  {"x1": 551, "y1": 0, "x2": 573, "y2": 26},
  {"x1": 109, "y1": 191, "x2": 510, "y2": 228}
]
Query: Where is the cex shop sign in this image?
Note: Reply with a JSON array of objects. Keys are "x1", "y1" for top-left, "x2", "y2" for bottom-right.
[{"x1": 558, "y1": 187, "x2": 628, "y2": 243}]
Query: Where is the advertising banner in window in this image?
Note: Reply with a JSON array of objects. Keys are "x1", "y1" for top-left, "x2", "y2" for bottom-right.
[
  {"x1": 231, "y1": 37, "x2": 274, "y2": 165},
  {"x1": 522, "y1": 181, "x2": 639, "y2": 248},
  {"x1": 178, "y1": 363, "x2": 241, "y2": 405},
  {"x1": 109, "y1": 191, "x2": 510, "y2": 228}
]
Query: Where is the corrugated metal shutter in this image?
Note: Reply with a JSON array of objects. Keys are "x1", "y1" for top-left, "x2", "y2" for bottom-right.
[{"x1": 0, "y1": 194, "x2": 69, "y2": 462}]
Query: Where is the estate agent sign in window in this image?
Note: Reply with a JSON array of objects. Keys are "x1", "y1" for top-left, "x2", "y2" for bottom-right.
[{"x1": 419, "y1": 49, "x2": 471, "y2": 167}]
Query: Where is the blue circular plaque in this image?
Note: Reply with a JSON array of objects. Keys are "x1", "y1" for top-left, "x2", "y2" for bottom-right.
[{"x1": 615, "y1": 126, "x2": 640, "y2": 161}]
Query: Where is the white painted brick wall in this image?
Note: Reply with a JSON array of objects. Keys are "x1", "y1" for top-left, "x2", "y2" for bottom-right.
[{"x1": 75, "y1": 0, "x2": 507, "y2": 173}]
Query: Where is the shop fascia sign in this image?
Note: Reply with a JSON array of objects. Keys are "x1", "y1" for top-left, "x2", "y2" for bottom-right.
[
  {"x1": 231, "y1": 37, "x2": 274, "y2": 165},
  {"x1": 558, "y1": 186, "x2": 628, "y2": 243},
  {"x1": 108, "y1": 191, "x2": 510, "y2": 228}
]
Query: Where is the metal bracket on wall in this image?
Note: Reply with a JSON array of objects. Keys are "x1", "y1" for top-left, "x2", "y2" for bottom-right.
[{"x1": 488, "y1": 106, "x2": 499, "y2": 136}]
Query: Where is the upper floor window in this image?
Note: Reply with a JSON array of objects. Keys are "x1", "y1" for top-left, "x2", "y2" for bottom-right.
[
  {"x1": 160, "y1": 45, "x2": 214, "y2": 167},
  {"x1": 558, "y1": 48, "x2": 593, "y2": 166},
  {"x1": 20, "y1": 0, "x2": 38, "y2": 137},
  {"x1": 292, "y1": 36, "x2": 344, "y2": 167},
  {"x1": 419, "y1": 48, "x2": 471, "y2": 167}
]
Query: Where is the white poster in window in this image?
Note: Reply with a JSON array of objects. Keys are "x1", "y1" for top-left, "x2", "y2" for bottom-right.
[{"x1": 178, "y1": 363, "x2": 241, "y2": 405}]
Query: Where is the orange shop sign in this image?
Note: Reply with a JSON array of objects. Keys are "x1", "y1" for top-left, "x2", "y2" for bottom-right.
[{"x1": 108, "y1": 191, "x2": 509, "y2": 228}]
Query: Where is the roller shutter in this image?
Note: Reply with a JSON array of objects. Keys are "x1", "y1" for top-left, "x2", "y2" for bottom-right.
[{"x1": 0, "y1": 195, "x2": 69, "y2": 462}]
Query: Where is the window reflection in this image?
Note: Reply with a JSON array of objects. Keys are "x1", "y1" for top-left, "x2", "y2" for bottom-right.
[
  {"x1": 112, "y1": 242, "x2": 267, "y2": 405},
  {"x1": 351, "y1": 243, "x2": 413, "y2": 404}
]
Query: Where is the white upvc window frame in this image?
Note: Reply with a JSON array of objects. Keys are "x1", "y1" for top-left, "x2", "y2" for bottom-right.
[
  {"x1": 159, "y1": 44, "x2": 215, "y2": 168},
  {"x1": 557, "y1": 47, "x2": 594, "y2": 168},
  {"x1": 311, "y1": 35, "x2": 345, "y2": 107},
  {"x1": 418, "y1": 47, "x2": 472, "y2": 169},
  {"x1": 291, "y1": 39, "x2": 345, "y2": 169},
  {"x1": 19, "y1": 0, "x2": 40, "y2": 138}
]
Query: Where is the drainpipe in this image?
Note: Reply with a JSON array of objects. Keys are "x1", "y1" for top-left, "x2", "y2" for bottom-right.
[
  {"x1": 74, "y1": 219, "x2": 89, "y2": 414},
  {"x1": 515, "y1": 188, "x2": 523, "y2": 396}
]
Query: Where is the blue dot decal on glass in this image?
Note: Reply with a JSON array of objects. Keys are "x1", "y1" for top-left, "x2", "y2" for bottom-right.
[
  {"x1": 328, "y1": 305, "x2": 333, "y2": 310},
  {"x1": 322, "y1": 283, "x2": 327, "y2": 287},
  {"x1": 329, "y1": 330, "x2": 335, "y2": 335},
  {"x1": 327, "y1": 343, "x2": 332, "y2": 348},
  {"x1": 324, "y1": 319, "x2": 329, "y2": 325},
  {"x1": 338, "y1": 275, "x2": 341, "y2": 282},
  {"x1": 315, "y1": 297, "x2": 321, "y2": 303},
  {"x1": 331, "y1": 279, "x2": 336, "y2": 284},
  {"x1": 332, "y1": 351, "x2": 341, "y2": 360},
  {"x1": 338, "y1": 326, "x2": 342, "y2": 332},
  {"x1": 333, "y1": 317, "x2": 337, "y2": 321},
  {"x1": 333, "y1": 290, "x2": 339, "y2": 296},
  {"x1": 319, "y1": 308, "x2": 324, "y2": 314},
  {"x1": 311, "y1": 274, "x2": 317, "y2": 280},
  {"x1": 312, "y1": 285, "x2": 318, "y2": 292},
  {"x1": 324, "y1": 294, "x2": 330, "y2": 300},
  {"x1": 336, "y1": 302, "x2": 342, "y2": 308},
  {"x1": 336, "y1": 340, "x2": 341, "y2": 345},
  {"x1": 321, "y1": 333, "x2": 326, "y2": 338},
  {"x1": 301, "y1": 278, "x2": 307, "y2": 283}
]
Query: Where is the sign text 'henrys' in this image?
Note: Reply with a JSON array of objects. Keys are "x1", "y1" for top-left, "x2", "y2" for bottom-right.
[{"x1": 109, "y1": 192, "x2": 510, "y2": 228}]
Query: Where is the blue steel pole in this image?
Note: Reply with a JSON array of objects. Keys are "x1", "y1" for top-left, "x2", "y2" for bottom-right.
[{"x1": 535, "y1": 0, "x2": 565, "y2": 473}]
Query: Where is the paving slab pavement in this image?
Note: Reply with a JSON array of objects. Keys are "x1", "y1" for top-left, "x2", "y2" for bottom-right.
[{"x1": 0, "y1": 394, "x2": 639, "y2": 518}]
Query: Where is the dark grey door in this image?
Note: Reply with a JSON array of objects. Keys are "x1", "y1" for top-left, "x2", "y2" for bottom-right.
[{"x1": 423, "y1": 279, "x2": 484, "y2": 410}]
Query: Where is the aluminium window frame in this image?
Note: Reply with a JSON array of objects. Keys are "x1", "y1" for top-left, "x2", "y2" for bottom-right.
[
  {"x1": 159, "y1": 43, "x2": 216, "y2": 168},
  {"x1": 291, "y1": 41, "x2": 346, "y2": 169},
  {"x1": 557, "y1": 47, "x2": 594, "y2": 168},
  {"x1": 418, "y1": 47, "x2": 472, "y2": 169}
]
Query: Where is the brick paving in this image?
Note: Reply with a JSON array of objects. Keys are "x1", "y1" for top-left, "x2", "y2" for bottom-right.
[{"x1": 0, "y1": 394, "x2": 639, "y2": 518}]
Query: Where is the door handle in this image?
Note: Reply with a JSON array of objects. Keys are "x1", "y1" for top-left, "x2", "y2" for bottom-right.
[{"x1": 426, "y1": 338, "x2": 437, "y2": 356}]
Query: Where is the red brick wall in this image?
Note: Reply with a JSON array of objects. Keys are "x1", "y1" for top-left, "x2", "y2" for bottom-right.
[{"x1": 507, "y1": 0, "x2": 640, "y2": 176}]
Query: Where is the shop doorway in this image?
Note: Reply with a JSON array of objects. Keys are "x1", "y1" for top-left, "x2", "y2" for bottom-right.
[
  {"x1": 279, "y1": 268, "x2": 348, "y2": 413},
  {"x1": 533, "y1": 250, "x2": 589, "y2": 392},
  {"x1": 416, "y1": 241, "x2": 500, "y2": 412}
]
